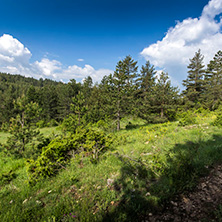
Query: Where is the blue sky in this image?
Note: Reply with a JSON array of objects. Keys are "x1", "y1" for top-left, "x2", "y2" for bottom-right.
[{"x1": 0, "y1": 0, "x2": 221, "y2": 87}]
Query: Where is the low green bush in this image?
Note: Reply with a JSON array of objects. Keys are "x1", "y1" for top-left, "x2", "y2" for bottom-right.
[
  {"x1": 212, "y1": 113, "x2": 222, "y2": 127},
  {"x1": 0, "y1": 170, "x2": 16, "y2": 185},
  {"x1": 27, "y1": 128, "x2": 113, "y2": 184},
  {"x1": 178, "y1": 110, "x2": 196, "y2": 126}
]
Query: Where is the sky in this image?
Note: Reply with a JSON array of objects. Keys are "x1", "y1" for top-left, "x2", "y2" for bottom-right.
[{"x1": 0, "y1": 0, "x2": 222, "y2": 88}]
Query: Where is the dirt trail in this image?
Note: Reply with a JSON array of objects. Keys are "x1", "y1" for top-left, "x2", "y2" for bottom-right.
[{"x1": 146, "y1": 165, "x2": 222, "y2": 222}]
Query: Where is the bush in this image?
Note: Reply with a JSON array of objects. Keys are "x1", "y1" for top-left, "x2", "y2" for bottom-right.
[
  {"x1": 212, "y1": 113, "x2": 222, "y2": 127},
  {"x1": 27, "y1": 128, "x2": 113, "y2": 184},
  {"x1": 0, "y1": 170, "x2": 16, "y2": 185},
  {"x1": 47, "y1": 119, "x2": 59, "y2": 127},
  {"x1": 146, "y1": 114, "x2": 168, "y2": 124},
  {"x1": 95, "y1": 118, "x2": 116, "y2": 132},
  {"x1": 59, "y1": 114, "x2": 78, "y2": 133},
  {"x1": 36, "y1": 120, "x2": 46, "y2": 128},
  {"x1": 0, "y1": 122, "x2": 10, "y2": 132},
  {"x1": 178, "y1": 111, "x2": 196, "y2": 126}
]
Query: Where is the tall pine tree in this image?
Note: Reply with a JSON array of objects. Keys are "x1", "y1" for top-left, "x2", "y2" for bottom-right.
[
  {"x1": 183, "y1": 50, "x2": 205, "y2": 107},
  {"x1": 205, "y1": 50, "x2": 222, "y2": 109},
  {"x1": 153, "y1": 72, "x2": 179, "y2": 119}
]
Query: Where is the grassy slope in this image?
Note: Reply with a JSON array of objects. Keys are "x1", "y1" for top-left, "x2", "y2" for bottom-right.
[
  {"x1": 0, "y1": 126, "x2": 59, "y2": 144},
  {"x1": 1, "y1": 114, "x2": 222, "y2": 221}
]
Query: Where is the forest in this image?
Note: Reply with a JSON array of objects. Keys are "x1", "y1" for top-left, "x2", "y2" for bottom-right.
[{"x1": 0, "y1": 49, "x2": 222, "y2": 221}]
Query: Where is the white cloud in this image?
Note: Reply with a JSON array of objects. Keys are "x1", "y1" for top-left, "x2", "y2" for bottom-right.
[
  {"x1": 0, "y1": 34, "x2": 112, "y2": 82},
  {"x1": 141, "y1": 0, "x2": 222, "y2": 87},
  {"x1": 34, "y1": 58, "x2": 61, "y2": 78},
  {"x1": 0, "y1": 34, "x2": 31, "y2": 67},
  {"x1": 77, "y1": 58, "x2": 84, "y2": 62},
  {"x1": 60, "y1": 64, "x2": 113, "y2": 82}
]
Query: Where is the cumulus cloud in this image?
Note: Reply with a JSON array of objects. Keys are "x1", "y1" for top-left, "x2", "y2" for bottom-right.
[
  {"x1": 61, "y1": 64, "x2": 113, "y2": 82},
  {"x1": 34, "y1": 58, "x2": 61, "y2": 78},
  {"x1": 141, "y1": 0, "x2": 222, "y2": 87},
  {"x1": 0, "y1": 34, "x2": 112, "y2": 82}
]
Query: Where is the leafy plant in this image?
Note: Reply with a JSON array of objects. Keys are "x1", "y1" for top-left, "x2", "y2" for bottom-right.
[
  {"x1": 0, "y1": 170, "x2": 16, "y2": 185},
  {"x1": 178, "y1": 110, "x2": 196, "y2": 126},
  {"x1": 27, "y1": 128, "x2": 113, "y2": 184},
  {"x1": 212, "y1": 113, "x2": 222, "y2": 127}
]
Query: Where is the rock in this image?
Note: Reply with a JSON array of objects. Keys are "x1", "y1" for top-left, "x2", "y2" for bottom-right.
[{"x1": 107, "y1": 178, "x2": 114, "y2": 186}]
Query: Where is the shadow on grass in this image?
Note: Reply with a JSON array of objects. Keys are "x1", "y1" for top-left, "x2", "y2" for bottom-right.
[{"x1": 102, "y1": 134, "x2": 222, "y2": 222}]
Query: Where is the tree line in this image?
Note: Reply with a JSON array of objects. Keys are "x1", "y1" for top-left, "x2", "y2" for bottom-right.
[{"x1": 0, "y1": 49, "x2": 222, "y2": 131}]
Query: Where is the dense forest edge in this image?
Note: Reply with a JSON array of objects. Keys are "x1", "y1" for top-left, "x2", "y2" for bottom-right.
[{"x1": 0, "y1": 50, "x2": 222, "y2": 221}]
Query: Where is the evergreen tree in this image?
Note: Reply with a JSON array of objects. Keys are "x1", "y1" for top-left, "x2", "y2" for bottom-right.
[
  {"x1": 101, "y1": 56, "x2": 138, "y2": 130},
  {"x1": 205, "y1": 50, "x2": 222, "y2": 109},
  {"x1": 153, "y1": 72, "x2": 179, "y2": 119},
  {"x1": 71, "y1": 91, "x2": 87, "y2": 126},
  {"x1": 112, "y1": 56, "x2": 138, "y2": 130},
  {"x1": 5, "y1": 96, "x2": 41, "y2": 156},
  {"x1": 183, "y1": 50, "x2": 205, "y2": 106},
  {"x1": 135, "y1": 61, "x2": 156, "y2": 119}
]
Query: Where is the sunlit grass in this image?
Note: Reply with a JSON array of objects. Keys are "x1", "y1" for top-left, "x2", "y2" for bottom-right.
[
  {"x1": 0, "y1": 131, "x2": 10, "y2": 144},
  {"x1": 0, "y1": 126, "x2": 60, "y2": 144},
  {"x1": 1, "y1": 112, "x2": 222, "y2": 221}
]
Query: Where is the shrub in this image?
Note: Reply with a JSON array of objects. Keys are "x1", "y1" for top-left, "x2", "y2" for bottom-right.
[
  {"x1": 59, "y1": 114, "x2": 78, "y2": 133},
  {"x1": 36, "y1": 120, "x2": 46, "y2": 128},
  {"x1": 212, "y1": 113, "x2": 222, "y2": 127},
  {"x1": 178, "y1": 111, "x2": 196, "y2": 126},
  {"x1": 0, "y1": 122, "x2": 10, "y2": 132},
  {"x1": 0, "y1": 170, "x2": 16, "y2": 185},
  {"x1": 146, "y1": 113, "x2": 168, "y2": 124},
  {"x1": 27, "y1": 128, "x2": 113, "y2": 184}
]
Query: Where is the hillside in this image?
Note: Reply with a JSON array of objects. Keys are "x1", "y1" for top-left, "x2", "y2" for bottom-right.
[{"x1": 1, "y1": 113, "x2": 222, "y2": 221}]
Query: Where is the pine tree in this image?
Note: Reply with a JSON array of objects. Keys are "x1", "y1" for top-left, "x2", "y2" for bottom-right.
[
  {"x1": 153, "y1": 72, "x2": 179, "y2": 119},
  {"x1": 205, "y1": 50, "x2": 222, "y2": 109},
  {"x1": 6, "y1": 96, "x2": 41, "y2": 156},
  {"x1": 102, "y1": 56, "x2": 138, "y2": 130},
  {"x1": 135, "y1": 61, "x2": 156, "y2": 119},
  {"x1": 71, "y1": 91, "x2": 87, "y2": 126},
  {"x1": 183, "y1": 50, "x2": 205, "y2": 106}
]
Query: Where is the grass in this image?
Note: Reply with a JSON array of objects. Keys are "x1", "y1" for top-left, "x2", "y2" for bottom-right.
[
  {"x1": 1, "y1": 112, "x2": 222, "y2": 221},
  {"x1": 0, "y1": 126, "x2": 59, "y2": 144},
  {"x1": 0, "y1": 131, "x2": 10, "y2": 144}
]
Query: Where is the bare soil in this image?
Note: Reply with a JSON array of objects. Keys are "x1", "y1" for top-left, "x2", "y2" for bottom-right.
[{"x1": 145, "y1": 165, "x2": 222, "y2": 222}]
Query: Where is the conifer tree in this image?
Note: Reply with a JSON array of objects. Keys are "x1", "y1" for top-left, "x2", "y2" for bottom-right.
[
  {"x1": 103, "y1": 56, "x2": 138, "y2": 130},
  {"x1": 183, "y1": 50, "x2": 205, "y2": 106},
  {"x1": 205, "y1": 50, "x2": 222, "y2": 109},
  {"x1": 6, "y1": 96, "x2": 41, "y2": 156},
  {"x1": 153, "y1": 72, "x2": 179, "y2": 119},
  {"x1": 135, "y1": 61, "x2": 156, "y2": 119}
]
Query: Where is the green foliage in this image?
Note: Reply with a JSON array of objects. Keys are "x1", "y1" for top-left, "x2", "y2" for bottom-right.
[
  {"x1": 95, "y1": 118, "x2": 116, "y2": 132},
  {"x1": 27, "y1": 128, "x2": 113, "y2": 184},
  {"x1": 36, "y1": 120, "x2": 46, "y2": 128},
  {"x1": 183, "y1": 50, "x2": 205, "y2": 106},
  {"x1": 0, "y1": 170, "x2": 16, "y2": 185},
  {"x1": 212, "y1": 113, "x2": 222, "y2": 127},
  {"x1": 178, "y1": 111, "x2": 196, "y2": 126},
  {"x1": 59, "y1": 114, "x2": 78, "y2": 133},
  {"x1": 4, "y1": 96, "x2": 42, "y2": 157},
  {"x1": 0, "y1": 122, "x2": 10, "y2": 132}
]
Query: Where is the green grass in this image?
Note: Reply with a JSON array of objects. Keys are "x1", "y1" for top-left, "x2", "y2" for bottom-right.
[
  {"x1": 39, "y1": 126, "x2": 60, "y2": 137},
  {"x1": 0, "y1": 131, "x2": 10, "y2": 144},
  {"x1": 0, "y1": 126, "x2": 59, "y2": 144},
  {"x1": 1, "y1": 113, "x2": 222, "y2": 221}
]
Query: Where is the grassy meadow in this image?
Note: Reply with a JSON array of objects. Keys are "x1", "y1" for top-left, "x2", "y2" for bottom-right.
[{"x1": 0, "y1": 112, "x2": 222, "y2": 221}]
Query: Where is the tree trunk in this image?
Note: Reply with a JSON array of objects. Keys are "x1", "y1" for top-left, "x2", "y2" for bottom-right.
[
  {"x1": 117, "y1": 111, "x2": 120, "y2": 131},
  {"x1": 161, "y1": 107, "x2": 164, "y2": 118},
  {"x1": 117, "y1": 100, "x2": 120, "y2": 131}
]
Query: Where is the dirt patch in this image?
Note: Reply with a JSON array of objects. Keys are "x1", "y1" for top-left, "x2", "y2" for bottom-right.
[{"x1": 146, "y1": 165, "x2": 222, "y2": 222}]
